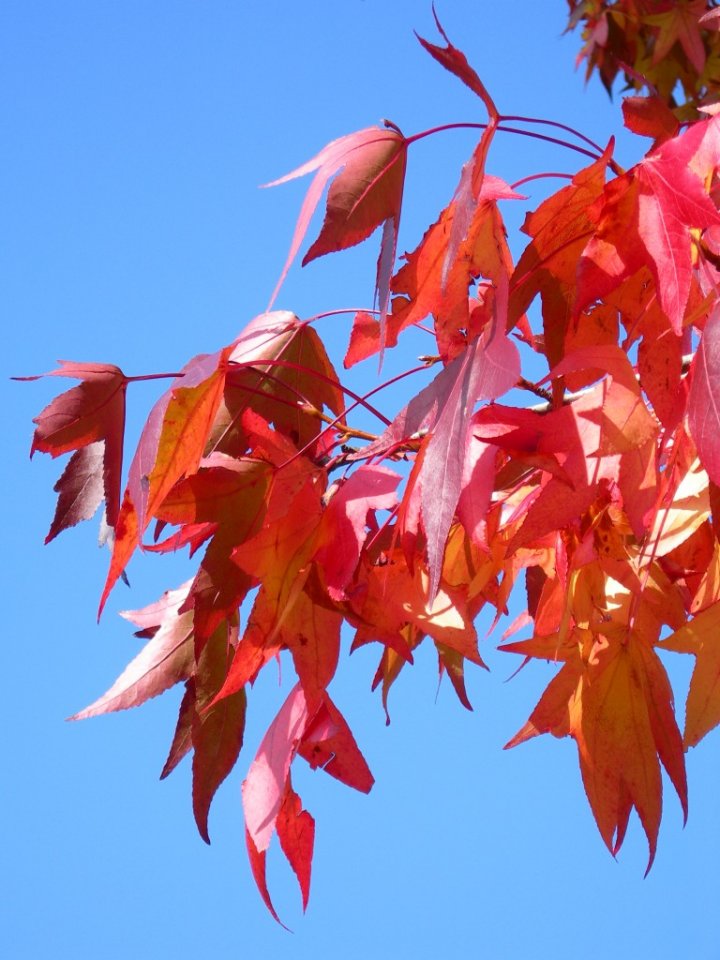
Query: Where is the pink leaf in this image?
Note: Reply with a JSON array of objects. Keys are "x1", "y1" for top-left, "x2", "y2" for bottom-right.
[
  {"x1": 45, "y1": 441, "x2": 105, "y2": 544},
  {"x1": 70, "y1": 582, "x2": 194, "y2": 719},
  {"x1": 314, "y1": 464, "x2": 401, "y2": 600},
  {"x1": 688, "y1": 305, "x2": 720, "y2": 485},
  {"x1": 352, "y1": 301, "x2": 519, "y2": 597},
  {"x1": 265, "y1": 127, "x2": 407, "y2": 315},
  {"x1": 241, "y1": 683, "x2": 309, "y2": 852}
]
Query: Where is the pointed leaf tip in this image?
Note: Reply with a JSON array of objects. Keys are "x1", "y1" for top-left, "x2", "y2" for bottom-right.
[{"x1": 265, "y1": 127, "x2": 406, "y2": 308}]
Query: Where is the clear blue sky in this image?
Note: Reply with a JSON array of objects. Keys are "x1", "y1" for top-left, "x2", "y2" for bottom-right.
[{"x1": 4, "y1": 2, "x2": 718, "y2": 958}]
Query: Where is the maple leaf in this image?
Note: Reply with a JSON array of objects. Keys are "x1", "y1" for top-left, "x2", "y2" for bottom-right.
[
  {"x1": 242, "y1": 683, "x2": 372, "y2": 921},
  {"x1": 576, "y1": 117, "x2": 720, "y2": 334},
  {"x1": 69, "y1": 581, "x2": 194, "y2": 720},
  {"x1": 688, "y1": 304, "x2": 720, "y2": 486},
  {"x1": 276, "y1": 783, "x2": 314, "y2": 912},
  {"x1": 297, "y1": 695, "x2": 374, "y2": 792},
  {"x1": 18, "y1": 361, "x2": 129, "y2": 540},
  {"x1": 347, "y1": 545, "x2": 486, "y2": 712},
  {"x1": 389, "y1": 176, "x2": 522, "y2": 362},
  {"x1": 266, "y1": 126, "x2": 407, "y2": 339},
  {"x1": 644, "y1": 1, "x2": 707, "y2": 75},
  {"x1": 509, "y1": 147, "x2": 613, "y2": 370},
  {"x1": 503, "y1": 588, "x2": 687, "y2": 870},
  {"x1": 189, "y1": 623, "x2": 247, "y2": 844},
  {"x1": 358, "y1": 301, "x2": 519, "y2": 597},
  {"x1": 622, "y1": 95, "x2": 680, "y2": 144},
  {"x1": 314, "y1": 464, "x2": 402, "y2": 600},
  {"x1": 416, "y1": 10, "x2": 497, "y2": 106},
  {"x1": 659, "y1": 600, "x2": 720, "y2": 748}
]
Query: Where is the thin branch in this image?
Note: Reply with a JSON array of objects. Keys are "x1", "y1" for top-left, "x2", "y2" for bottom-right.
[
  {"x1": 126, "y1": 372, "x2": 185, "y2": 382},
  {"x1": 500, "y1": 114, "x2": 605, "y2": 154},
  {"x1": 510, "y1": 172, "x2": 574, "y2": 191}
]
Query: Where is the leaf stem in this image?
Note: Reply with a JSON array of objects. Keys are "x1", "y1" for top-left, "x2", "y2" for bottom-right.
[
  {"x1": 510, "y1": 172, "x2": 574, "y2": 190},
  {"x1": 126, "y1": 372, "x2": 185, "y2": 382},
  {"x1": 229, "y1": 357, "x2": 391, "y2": 425},
  {"x1": 406, "y1": 120, "x2": 605, "y2": 165},
  {"x1": 500, "y1": 114, "x2": 605, "y2": 154}
]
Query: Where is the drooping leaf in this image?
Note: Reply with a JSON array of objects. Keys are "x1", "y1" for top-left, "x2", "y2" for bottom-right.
[
  {"x1": 659, "y1": 599, "x2": 720, "y2": 747},
  {"x1": 688, "y1": 305, "x2": 720, "y2": 485},
  {"x1": 70, "y1": 582, "x2": 194, "y2": 720},
  {"x1": 242, "y1": 683, "x2": 309, "y2": 854},
  {"x1": 190, "y1": 624, "x2": 247, "y2": 844},
  {"x1": 19, "y1": 362, "x2": 129, "y2": 537},
  {"x1": 45, "y1": 442, "x2": 105, "y2": 544},
  {"x1": 503, "y1": 559, "x2": 687, "y2": 872},
  {"x1": 314, "y1": 464, "x2": 402, "y2": 600},
  {"x1": 298, "y1": 694, "x2": 374, "y2": 793},
  {"x1": 100, "y1": 349, "x2": 229, "y2": 612},
  {"x1": 266, "y1": 126, "x2": 407, "y2": 332},
  {"x1": 276, "y1": 783, "x2": 315, "y2": 912}
]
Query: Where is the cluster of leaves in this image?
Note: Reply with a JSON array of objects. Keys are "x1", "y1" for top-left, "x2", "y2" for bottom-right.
[
  {"x1": 567, "y1": 0, "x2": 720, "y2": 117},
  {"x1": 19, "y1": 6, "x2": 720, "y2": 921}
]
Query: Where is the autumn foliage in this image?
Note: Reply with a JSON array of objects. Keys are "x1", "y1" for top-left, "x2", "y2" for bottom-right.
[{"x1": 18, "y1": 3, "x2": 720, "y2": 920}]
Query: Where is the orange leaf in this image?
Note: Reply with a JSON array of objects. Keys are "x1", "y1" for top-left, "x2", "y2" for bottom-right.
[
  {"x1": 659, "y1": 600, "x2": 720, "y2": 748},
  {"x1": 505, "y1": 630, "x2": 686, "y2": 871}
]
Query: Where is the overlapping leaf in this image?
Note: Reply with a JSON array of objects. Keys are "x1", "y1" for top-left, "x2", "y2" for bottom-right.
[
  {"x1": 21, "y1": 13, "x2": 720, "y2": 924},
  {"x1": 19, "y1": 362, "x2": 129, "y2": 538},
  {"x1": 266, "y1": 126, "x2": 407, "y2": 339}
]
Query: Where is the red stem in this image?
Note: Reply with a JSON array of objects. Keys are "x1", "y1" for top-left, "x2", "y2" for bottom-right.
[
  {"x1": 500, "y1": 114, "x2": 605, "y2": 154},
  {"x1": 511, "y1": 172, "x2": 574, "y2": 190},
  {"x1": 406, "y1": 121, "x2": 603, "y2": 164},
  {"x1": 229, "y1": 357, "x2": 391, "y2": 426}
]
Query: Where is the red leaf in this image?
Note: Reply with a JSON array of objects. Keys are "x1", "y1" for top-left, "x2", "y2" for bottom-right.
[
  {"x1": 100, "y1": 349, "x2": 228, "y2": 612},
  {"x1": 266, "y1": 126, "x2": 407, "y2": 331},
  {"x1": 622, "y1": 96, "x2": 679, "y2": 144},
  {"x1": 416, "y1": 12, "x2": 494, "y2": 107},
  {"x1": 21, "y1": 361, "x2": 129, "y2": 536},
  {"x1": 45, "y1": 442, "x2": 105, "y2": 544},
  {"x1": 160, "y1": 684, "x2": 195, "y2": 779},
  {"x1": 360, "y1": 301, "x2": 518, "y2": 598},
  {"x1": 279, "y1": 587, "x2": 342, "y2": 708},
  {"x1": 298, "y1": 695, "x2": 374, "y2": 793},
  {"x1": 420, "y1": 303, "x2": 520, "y2": 596},
  {"x1": 688, "y1": 305, "x2": 720, "y2": 485},
  {"x1": 242, "y1": 683, "x2": 309, "y2": 853},
  {"x1": 245, "y1": 829, "x2": 287, "y2": 929},
  {"x1": 277, "y1": 783, "x2": 315, "y2": 912},
  {"x1": 314, "y1": 464, "x2": 401, "y2": 600},
  {"x1": 191, "y1": 626, "x2": 247, "y2": 844}
]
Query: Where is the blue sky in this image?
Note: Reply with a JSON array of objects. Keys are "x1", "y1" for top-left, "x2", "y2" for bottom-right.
[{"x1": 4, "y1": 2, "x2": 718, "y2": 957}]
